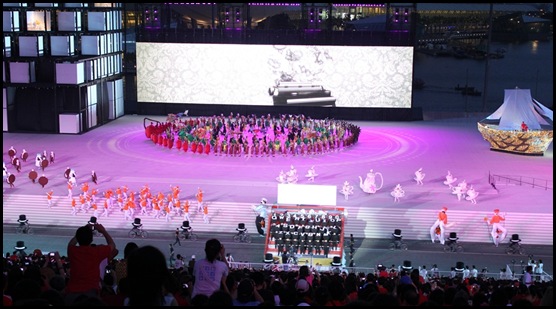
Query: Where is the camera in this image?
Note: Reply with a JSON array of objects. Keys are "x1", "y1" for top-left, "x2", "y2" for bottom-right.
[{"x1": 49, "y1": 252, "x2": 55, "y2": 257}]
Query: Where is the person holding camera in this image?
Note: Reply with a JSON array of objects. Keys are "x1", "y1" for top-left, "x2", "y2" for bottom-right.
[
  {"x1": 45, "y1": 251, "x2": 67, "y2": 278},
  {"x1": 65, "y1": 223, "x2": 118, "y2": 305}
]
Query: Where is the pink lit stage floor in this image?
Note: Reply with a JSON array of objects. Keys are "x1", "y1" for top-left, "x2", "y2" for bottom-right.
[{"x1": 3, "y1": 115, "x2": 553, "y2": 228}]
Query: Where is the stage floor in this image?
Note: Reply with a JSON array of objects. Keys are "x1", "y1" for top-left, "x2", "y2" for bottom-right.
[{"x1": 3, "y1": 115, "x2": 553, "y2": 214}]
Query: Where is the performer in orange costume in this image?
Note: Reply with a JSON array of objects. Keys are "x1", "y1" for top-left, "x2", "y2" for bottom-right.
[
  {"x1": 46, "y1": 190, "x2": 54, "y2": 208},
  {"x1": 430, "y1": 207, "x2": 449, "y2": 245},
  {"x1": 81, "y1": 182, "x2": 89, "y2": 196},
  {"x1": 183, "y1": 200, "x2": 191, "y2": 222},
  {"x1": 71, "y1": 197, "x2": 77, "y2": 215},
  {"x1": 102, "y1": 199, "x2": 109, "y2": 217},
  {"x1": 202, "y1": 204, "x2": 209, "y2": 224},
  {"x1": 195, "y1": 187, "x2": 204, "y2": 212},
  {"x1": 486, "y1": 209, "x2": 507, "y2": 247},
  {"x1": 67, "y1": 181, "x2": 74, "y2": 199}
]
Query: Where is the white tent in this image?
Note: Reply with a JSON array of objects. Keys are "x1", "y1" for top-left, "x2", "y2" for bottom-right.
[{"x1": 483, "y1": 88, "x2": 553, "y2": 131}]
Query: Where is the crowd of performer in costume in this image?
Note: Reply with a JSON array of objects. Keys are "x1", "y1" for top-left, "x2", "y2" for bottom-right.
[
  {"x1": 64, "y1": 181, "x2": 211, "y2": 226},
  {"x1": 145, "y1": 113, "x2": 361, "y2": 157}
]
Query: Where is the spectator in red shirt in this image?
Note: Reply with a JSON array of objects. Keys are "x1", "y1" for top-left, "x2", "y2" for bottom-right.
[{"x1": 64, "y1": 223, "x2": 118, "y2": 305}]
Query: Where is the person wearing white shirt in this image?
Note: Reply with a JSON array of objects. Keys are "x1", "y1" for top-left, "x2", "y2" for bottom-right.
[
  {"x1": 535, "y1": 259, "x2": 544, "y2": 282},
  {"x1": 470, "y1": 265, "x2": 478, "y2": 278},
  {"x1": 419, "y1": 266, "x2": 428, "y2": 282},
  {"x1": 463, "y1": 265, "x2": 471, "y2": 279}
]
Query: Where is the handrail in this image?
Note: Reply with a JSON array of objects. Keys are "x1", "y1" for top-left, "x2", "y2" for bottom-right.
[
  {"x1": 226, "y1": 262, "x2": 552, "y2": 282},
  {"x1": 143, "y1": 117, "x2": 161, "y2": 129},
  {"x1": 489, "y1": 172, "x2": 553, "y2": 191}
]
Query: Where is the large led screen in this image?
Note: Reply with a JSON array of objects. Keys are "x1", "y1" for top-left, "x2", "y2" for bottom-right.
[{"x1": 137, "y1": 43, "x2": 413, "y2": 108}]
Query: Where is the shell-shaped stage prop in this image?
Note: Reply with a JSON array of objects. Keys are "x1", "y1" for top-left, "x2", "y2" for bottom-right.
[{"x1": 478, "y1": 88, "x2": 553, "y2": 156}]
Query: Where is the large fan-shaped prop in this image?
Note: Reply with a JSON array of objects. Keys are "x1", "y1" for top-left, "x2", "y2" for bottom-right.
[
  {"x1": 28, "y1": 170, "x2": 38, "y2": 183},
  {"x1": 21, "y1": 152, "x2": 29, "y2": 162},
  {"x1": 38, "y1": 176, "x2": 49, "y2": 188},
  {"x1": 8, "y1": 148, "x2": 16, "y2": 158}
]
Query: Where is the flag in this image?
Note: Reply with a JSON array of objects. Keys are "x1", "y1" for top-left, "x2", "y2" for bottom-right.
[
  {"x1": 506, "y1": 264, "x2": 513, "y2": 279},
  {"x1": 271, "y1": 264, "x2": 281, "y2": 272}
]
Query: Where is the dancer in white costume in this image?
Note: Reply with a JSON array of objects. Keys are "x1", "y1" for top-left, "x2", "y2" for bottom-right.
[
  {"x1": 339, "y1": 181, "x2": 354, "y2": 200},
  {"x1": 414, "y1": 168, "x2": 425, "y2": 185},
  {"x1": 457, "y1": 180, "x2": 468, "y2": 191},
  {"x1": 276, "y1": 170, "x2": 287, "y2": 184},
  {"x1": 465, "y1": 185, "x2": 479, "y2": 204},
  {"x1": 35, "y1": 153, "x2": 43, "y2": 168},
  {"x1": 391, "y1": 184, "x2": 405, "y2": 202},
  {"x1": 443, "y1": 171, "x2": 457, "y2": 188},
  {"x1": 305, "y1": 166, "x2": 318, "y2": 182},
  {"x1": 286, "y1": 165, "x2": 298, "y2": 184},
  {"x1": 451, "y1": 182, "x2": 467, "y2": 201}
]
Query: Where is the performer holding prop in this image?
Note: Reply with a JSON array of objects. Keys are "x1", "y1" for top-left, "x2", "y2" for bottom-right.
[{"x1": 484, "y1": 209, "x2": 507, "y2": 247}]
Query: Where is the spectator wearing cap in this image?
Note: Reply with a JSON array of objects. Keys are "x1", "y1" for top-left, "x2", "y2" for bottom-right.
[
  {"x1": 294, "y1": 277, "x2": 313, "y2": 306},
  {"x1": 188, "y1": 255, "x2": 196, "y2": 275}
]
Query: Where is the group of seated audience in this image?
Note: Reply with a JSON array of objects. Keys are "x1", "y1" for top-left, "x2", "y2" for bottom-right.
[{"x1": 3, "y1": 228, "x2": 553, "y2": 306}]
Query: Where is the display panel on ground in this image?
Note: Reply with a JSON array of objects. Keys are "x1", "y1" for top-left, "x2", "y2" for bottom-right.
[{"x1": 277, "y1": 183, "x2": 337, "y2": 206}]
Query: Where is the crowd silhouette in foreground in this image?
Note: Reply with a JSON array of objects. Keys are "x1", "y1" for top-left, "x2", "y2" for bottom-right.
[{"x1": 3, "y1": 225, "x2": 553, "y2": 306}]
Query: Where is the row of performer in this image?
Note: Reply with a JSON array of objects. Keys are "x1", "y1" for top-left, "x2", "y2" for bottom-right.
[
  {"x1": 430, "y1": 206, "x2": 509, "y2": 247},
  {"x1": 271, "y1": 166, "x2": 480, "y2": 204},
  {"x1": 337, "y1": 168, "x2": 478, "y2": 203}
]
